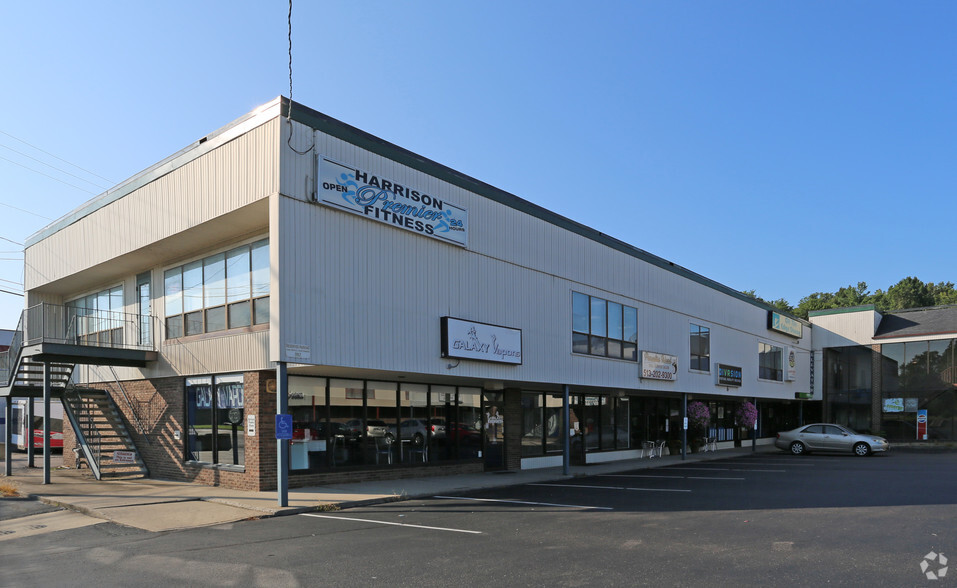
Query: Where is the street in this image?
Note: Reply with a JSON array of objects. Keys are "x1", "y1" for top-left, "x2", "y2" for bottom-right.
[{"x1": 3, "y1": 451, "x2": 956, "y2": 587}]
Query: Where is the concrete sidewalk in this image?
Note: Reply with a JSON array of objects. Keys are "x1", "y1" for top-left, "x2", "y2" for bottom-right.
[{"x1": 2, "y1": 445, "x2": 776, "y2": 532}]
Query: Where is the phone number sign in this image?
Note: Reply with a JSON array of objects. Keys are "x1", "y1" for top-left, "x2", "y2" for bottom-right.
[{"x1": 641, "y1": 351, "x2": 678, "y2": 381}]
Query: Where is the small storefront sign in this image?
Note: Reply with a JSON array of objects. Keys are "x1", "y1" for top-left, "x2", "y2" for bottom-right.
[
  {"x1": 768, "y1": 311, "x2": 803, "y2": 339},
  {"x1": 319, "y1": 155, "x2": 468, "y2": 247},
  {"x1": 441, "y1": 317, "x2": 522, "y2": 364},
  {"x1": 641, "y1": 351, "x2": 677, "y2": 381},
  {"x1": 786, "y1": 348, "x2": 797, "y2": 381},
  {"x1": 285, "y1": 343, "x2": 311, "y2": 362},
  {"x1": 917, "y1": 409, "x2": 928, "y2": 440},
  {"x1": 717, "y1": 364, "x2": 743, "y2": 387},
  {"x1": 883, "y1": 398, "x2": 904, "y2": 413},
  {"x1": 246, "y1": 414, "x2": 256, "y2": 437},
  {"x1": 112, "y1": 451, "x2": 136, "y2": 464}
]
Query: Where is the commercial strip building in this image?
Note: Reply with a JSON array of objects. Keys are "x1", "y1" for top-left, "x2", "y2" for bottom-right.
[{"x1": 1, "y1": 97, "x2": 952, "y2": 491}]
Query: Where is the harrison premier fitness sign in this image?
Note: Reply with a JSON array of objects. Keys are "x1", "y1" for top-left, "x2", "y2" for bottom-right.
[{"x1": 319, "y1": 155, "x2": 469, "y2": 247}]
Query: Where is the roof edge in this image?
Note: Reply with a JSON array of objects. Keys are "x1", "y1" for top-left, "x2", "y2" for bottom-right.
[{"x1": 808, "y1": 305, "x2": 878, "y2": 318}]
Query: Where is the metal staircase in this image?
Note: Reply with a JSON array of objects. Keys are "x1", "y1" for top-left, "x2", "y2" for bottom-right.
[
  {"x1": 8, "y1": 357, "x2": 75, "y2": 391},
  {"x1": 61, "y1": 388, "x2": 149, "y2": 480}
]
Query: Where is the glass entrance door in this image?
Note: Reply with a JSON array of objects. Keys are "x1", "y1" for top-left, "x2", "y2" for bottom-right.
[{"x1": 482, "y1": 391, "x2": 505, "y2": 470}]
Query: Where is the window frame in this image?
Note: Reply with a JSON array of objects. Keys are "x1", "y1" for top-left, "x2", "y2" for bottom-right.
[
  {"x1": 690, "y1": 323, "x2": 711, "y2": 372},
  {"x1": 571, "y1": 292, "x2": 638, "y2": 362},
  {"x1": 759, "y1": 341, "x2": 784, "y2": 381},
  {"x1": 164, "y1": 239, "x2": 269, "y2": 340}
]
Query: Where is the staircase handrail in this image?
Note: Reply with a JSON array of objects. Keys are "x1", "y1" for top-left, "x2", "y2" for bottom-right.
[
  {"x1": 0, "y1": 313, "x2": 25, "y2": 387},
  {"x1": 108, "y1": 366, "x2": 150, "y2": 445},
  {"x1": 61, "y1": 388, "x2": 102, "y2": 480}
]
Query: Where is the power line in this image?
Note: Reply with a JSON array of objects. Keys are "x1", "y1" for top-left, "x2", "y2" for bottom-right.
[
  {"x1": 0, "y1": 155, "x2": 99, "y2": 195},
  {"x1": 0, "y1": 287, "x2": 24, "y2": 297},
  {"x1": 0, "y1": 143, "x2": 111, "y2": 190},
  {"x1": 0, "y1": 277, "x2": 23, "y2": 285},
  {"x1": 0, "y1": 237, "x2": 23, "y2": 246},
  {"x1": 0, "y1": 130, "x2": 114, "y2": 184},
  {"x1": 0, "y1": 201, "x2": 53, "y2": 221}
]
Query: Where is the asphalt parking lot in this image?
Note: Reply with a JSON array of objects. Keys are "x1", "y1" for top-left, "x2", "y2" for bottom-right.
[
  {"x1": 4, "y1": 451, "x2": 956, "y2": 587},
  {"x1": 284, "y1": 451, "x2": 957, "y2": 586}
]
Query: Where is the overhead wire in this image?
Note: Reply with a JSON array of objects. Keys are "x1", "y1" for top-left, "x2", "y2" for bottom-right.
[
  {"x1": 0, "y1": 130, "x2": 115, "y2": 184},
  {"x1": 285, "y1": 0, "x2": 314, "y2": 156},
  {"x1": 0, "y1": 155, "x2": 99, "y2": 195},
  {"x1": 0, "y1": 143, "x2": 111, "y2": 190}
]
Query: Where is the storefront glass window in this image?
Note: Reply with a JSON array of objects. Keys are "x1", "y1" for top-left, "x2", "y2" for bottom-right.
[
  {"x1": 521, "y1": 392, "x2": 543, "y2": 457},
  {"x1": 455, "y1": 388, "x2": 482, "y2": 460},
  {"x1": 186, "y1": 377, "x2": 213, "y2": 463},
  {"x1": 329, "y1": 379, "x2": 365, "y2": 467},
  {"x1": 288, "y1": 376, "x2": 327, "y2": 471},
  {"x1": 544, "y1": 394, "x2": 563, "y2": 453},
  {"x1": 366, "y1": 381, "x2": 397, "y2": 466},
  {"x1": 215, "y1": 374, "x2": 245, "y2": 466},
  {"x1": 430, "y1": 385, "x2": 455, "y2": 463},
  {"x1": 615, "y1": 396, "x2": 630, "y2": 449},
  {"x1": 185, "y1": 374, "x2": 244, "y2": 467}
]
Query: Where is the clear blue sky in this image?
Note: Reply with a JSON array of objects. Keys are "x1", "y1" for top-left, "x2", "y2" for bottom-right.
[{"x1": 1, "y1": 1, "x2": 955, "y2": 327}]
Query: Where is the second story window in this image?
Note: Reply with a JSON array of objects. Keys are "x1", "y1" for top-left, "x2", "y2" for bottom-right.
[
  {"x1": 164, "y1": 239, "x2": 269, "y2": 339},
  {"x1": 66, "y1": 285, "x2": 124, "y2": 346},
  {"x1": 690, "y1": 324, "x2": 710, "y2": 371},
  {"x1": 572, "y1": 292, "x2": 638, "y2": 361},
  {"x1": 759, "y1": 342, "x2": 783, "y2": 381}
]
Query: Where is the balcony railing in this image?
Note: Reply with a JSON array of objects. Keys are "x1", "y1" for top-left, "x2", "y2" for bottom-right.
[{"x1": 0, "y1": 303, "x2": 155, "y2": 386}]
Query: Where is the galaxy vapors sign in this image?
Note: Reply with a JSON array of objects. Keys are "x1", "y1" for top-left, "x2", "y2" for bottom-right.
[
  {"x1": 319, "y1": 156, "x2": 468, "y2": 246},
  {"x1": 441, "y1": 317, "x2": 522, "y2": 365}
]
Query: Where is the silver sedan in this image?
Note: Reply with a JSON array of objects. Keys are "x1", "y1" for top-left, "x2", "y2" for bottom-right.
[{"x1": 775, "y1": 423, "x2": 889, "y2": 456}]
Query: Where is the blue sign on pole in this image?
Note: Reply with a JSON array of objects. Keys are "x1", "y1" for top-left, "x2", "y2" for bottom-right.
[{"x1": 275, "y1": 414, "x2": 293, "y2": 440}]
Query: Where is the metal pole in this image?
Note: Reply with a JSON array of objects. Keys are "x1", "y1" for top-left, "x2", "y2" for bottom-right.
[
  {"x1": 752, "y1": 397, "x2": 758, "y2": 453},
  {"x1": 277, "y1": 362, "x2": 289, "y2": 507},
  {"x1": 562, "y1": 385, "x2": 570, "y2": 476},
  {"x1": 681, "y1": 393, "x2": 687, "y2": 460},
  {"x1": 27, "y1": 394, "x2": 34, "y2": 467},
  {"x1": 43, "y1": 362, "x2": 51, "y2": 484},
  {"x1": 4, "y1": 399, "x2": 12, "y2": 476}
]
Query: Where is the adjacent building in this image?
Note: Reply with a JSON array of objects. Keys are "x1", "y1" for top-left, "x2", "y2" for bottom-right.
[{"x1": 810, "y1": 305, "x2": 957, "y2": 442}]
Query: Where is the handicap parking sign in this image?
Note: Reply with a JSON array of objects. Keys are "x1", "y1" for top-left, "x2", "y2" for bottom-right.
[{"x1": 275, "y1": 414, "x2": 293, "y2": 440}]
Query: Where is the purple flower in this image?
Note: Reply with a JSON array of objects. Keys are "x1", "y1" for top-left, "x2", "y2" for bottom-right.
[
  {"x1": 687, "y1": 401, "x2": 711, "y2": 430},
  {"x1": 734, "y1": 401, "x2": 758, "y2": 428}
]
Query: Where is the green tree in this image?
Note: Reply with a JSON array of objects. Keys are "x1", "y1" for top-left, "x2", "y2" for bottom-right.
[{"x1": 881, "y1": 277, "x2": 935, "y2": 311}]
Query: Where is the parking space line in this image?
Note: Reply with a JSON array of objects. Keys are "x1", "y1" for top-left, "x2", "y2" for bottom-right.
[
  {"x1": 731, "y1": 468, "x2": 785, "y2": 472},
  {"x1": 626, "y1": 487, "x2": 692, "y2": 493},
  {"x1": 301, "y1": 512, "x2": 483, "y2": 534},
  {"x1": 530, "y1": 483, "x2": 626, "y2": 490},
  {"x1": 601, "y1": 474, "x2": 744, "y2": 481},
  {"x1": 666, "y1": 467, "x2": 731, "y2": 471},
  {"x1": 434, "y1": 495, "x2": 614, "y2": 510},
  {"x1": 530, "y1": 483, "x2": 692, "y2": 493},
  {"x1": 720, "y1": 461, "x2": 814, "y2": 466},
  {"x1": 602, "y1": 474, "x2": 687, "y2": 479}
]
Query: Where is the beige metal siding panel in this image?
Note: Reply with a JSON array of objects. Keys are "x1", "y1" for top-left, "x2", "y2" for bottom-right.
[
  {"x1": 24, "y1": 120, "x2": 279, "y2": 290},
  {"x1": 73, "y1": 331, "x2": 271, "y2": 385}
]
